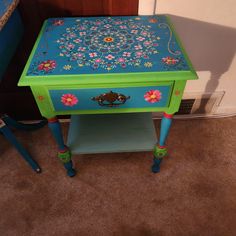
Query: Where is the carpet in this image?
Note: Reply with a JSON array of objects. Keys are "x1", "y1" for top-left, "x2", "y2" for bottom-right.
[{"x1": 0, "y1": 117, "x2": 235, "y2": 236}]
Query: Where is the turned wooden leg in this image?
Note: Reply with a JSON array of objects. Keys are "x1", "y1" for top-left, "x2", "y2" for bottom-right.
[
  {"x1": 47, "y1": 117, "x2": 76, "y2": 177},
  {"x1": 152, "y1": 112, "x2": 174, "y2": 173}
]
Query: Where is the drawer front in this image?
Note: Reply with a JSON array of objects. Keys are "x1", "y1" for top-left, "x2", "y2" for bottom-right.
[{"x1": 49, "y1": 85, "x2": 173, "y2": 112}]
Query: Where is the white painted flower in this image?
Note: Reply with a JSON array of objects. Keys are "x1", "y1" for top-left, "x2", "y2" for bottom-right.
[
  {"x1": 123, "y1": 52, "x2": 131, "y2": 57},
  {"x1": 136, "y1": 36, "x2": 145, "y2": 41},
  {"x1": 105, "y1": 54, "x2": 115, "y2": 60}
]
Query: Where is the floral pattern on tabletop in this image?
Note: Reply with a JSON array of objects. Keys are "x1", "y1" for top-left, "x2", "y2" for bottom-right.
[
  {"x1": 55, "y1": 17, "x2": 160, "y2": 71},
  {"x1": 27, "y1": 15, "x2": 191, "y2": 76},
  {"x1": 162, "y1": 56, "x2": 187, "y2": 71},
  {"x1": 144, "y1": 90, "x2": 162, "y2": 103},
  {"x1": 61, "y1": 94, "x2": 78, "y2": 106},
  {"x1": 28, "y1": 60, "x2": 56, "y2": 75}
]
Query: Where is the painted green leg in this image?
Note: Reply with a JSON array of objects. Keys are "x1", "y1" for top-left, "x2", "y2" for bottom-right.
[
  {"x1": 48, "y1": 117, "x2": 76, "y2": 177},
  {"x1": 152, "y1": 112, "x2": 174, "y2": 173}
]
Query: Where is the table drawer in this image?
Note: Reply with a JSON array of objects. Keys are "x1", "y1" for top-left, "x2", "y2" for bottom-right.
[{"x1": 49, "y1": 84, "x2": 173, "y2": 112}]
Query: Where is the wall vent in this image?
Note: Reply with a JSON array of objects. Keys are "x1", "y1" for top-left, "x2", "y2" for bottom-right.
[
  {"x1": 176, "y1": 99, "x2": 195, "y2": 115},
  {"x1": 152, "y1": 91, "x2": 225, "y2": 117},
  {"x1": 182, "y1": 92, "x2": 225, "y2": 115}
]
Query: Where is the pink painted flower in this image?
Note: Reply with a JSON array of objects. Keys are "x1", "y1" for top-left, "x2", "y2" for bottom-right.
[
  {"x1": 135, "y1": 51, "x2": 143, "y2": 57},
  {"x1": 95, "y1": 58, "x2": 102, "y2": 63},
  {"x1": 141, "y1": 31, "x2": 148, "y2": 36},
  {"x1": 38, "y1": 60, "x2": 56, "y2": 72},
  {"x1": 131, "y1": 25, "x2": 138, "y2": 29},
  {"x1": 114, "y1": 21, "x2": 122, "y2": 25},
  {"x1": 135, "y1": 45, "x2": 142, "y2": 50},
  {"x1": 89, "y1": 52, "x2": 97, "y2": 57},
  {"x1": 78, "y1": 47, "x2": 86, "y2": 52},
  {"x1": 144, "y1": 90, "x2": 162, "y2": 103},
  {"x1": 73, "y1": 38, "x2": 82, "y2": 43},
  {"x1": 67, "y1": 43, "x2": 75, "y2": 49},
  {"x1": 123, "y1": 52, "x2": 131, "y2": 57},
  {"x1": 68, "y1": 33, "x2": 76, "y2": 38},
  {"x1": 104, "y1": 24, "x2": 112, "y2": 28},
  {"x1": 53, "y1": 20, "x2": 64, "y2": 26},
  {"x1": 79, "y1": 32, "x2": 86, "y2": 36},
  {"x1": 162, "y1": 57, "x2": 179, "y2": 65},
  {"x1": 61, "y1": 94, "x2": 78, "y2": 106},
  {"x1": 131, "y1": 30, "x2": 138, "y2": 34},
  {"x1": 144, "y1": 41, "x2": 152, "y2": 46},
  {"x1": 117, "y1": 58, "x2": 125, "y2": 63},
  {"x1": 120, "y1": 25, "x2": 127, "y2": 29},
  {"x1": 77, "y1": 53, "x2": 84, "y2": 58},
  {"x1": 105, "y1": 54, "x2": 115, "y2": 60},
  {"x1": 136, "y1": 36, "x2": 145, "y2": 41}
]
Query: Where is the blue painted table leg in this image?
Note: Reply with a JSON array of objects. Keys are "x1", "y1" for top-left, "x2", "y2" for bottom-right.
[
  {"x1": 152, "y1": 112, "x2": 174, "y2": 173},
  {"x1": 47, "y1": 117, "x2": 76, "y2": 177},
  {"x1": 0, "y1": 119, "x2": 41, "y2": 173}
]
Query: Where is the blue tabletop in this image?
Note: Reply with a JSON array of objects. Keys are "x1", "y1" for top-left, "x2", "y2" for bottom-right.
[
  {"x1": 0, "y1": 0, "x2": 19, "y2": 30},
  {"x1": 27, "y1": 15, "x2": 191, "y2": 77}
]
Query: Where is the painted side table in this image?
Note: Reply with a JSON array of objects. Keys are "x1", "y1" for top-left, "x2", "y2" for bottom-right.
[{"x1": 18, "y1": 15, "x2": 198, "y2": 177}]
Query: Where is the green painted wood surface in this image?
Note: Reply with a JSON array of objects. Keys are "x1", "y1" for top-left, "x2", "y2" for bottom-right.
[{"x1": 67, "y1": 113, "x2": 157, "y2": 154}]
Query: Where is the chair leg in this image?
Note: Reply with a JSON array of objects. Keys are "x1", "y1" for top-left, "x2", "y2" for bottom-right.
[
  {"x1": 2, "y1": 114, "x2": 47, "y2": 131},
  {"x1": 0, "y1": 119, "x2": 41, "y2": 173}
]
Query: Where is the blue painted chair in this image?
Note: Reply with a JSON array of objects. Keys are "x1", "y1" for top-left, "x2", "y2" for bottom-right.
[{"x1": 0, "y1": 1, "x2": 47, "y2": 173}]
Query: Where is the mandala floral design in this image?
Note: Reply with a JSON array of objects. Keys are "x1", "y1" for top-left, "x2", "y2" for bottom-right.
[
  {"x1": 27, "y1": 16, "x2": 191, "y2": 76},
  {"x1": 61, "y1": 94, "x2": 78, "y2": 106},
  {"x1": 144, "y1": 90, "x2": 162, "y2": 103},
  {"x1": 38, "y1": 60, "x2": 56, "y2": 72},
  {"x1": 56, "y1": 17, "x2": 159, "y2": 71}
]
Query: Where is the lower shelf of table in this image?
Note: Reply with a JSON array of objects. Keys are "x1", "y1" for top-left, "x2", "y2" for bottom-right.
[{"x1": 67, "y1": 113, "x2": 157, "y2": 154}]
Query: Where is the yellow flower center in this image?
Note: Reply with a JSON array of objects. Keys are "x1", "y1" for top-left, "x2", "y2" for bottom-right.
[
  {"x1": 44, "y1": 63, "x2": 50, "y2": 67},
  {"x1": 104, "y1": 37, "x2": 114, "y2": 42},
  {"x1": 150, "y1": 94, "x2": 156, "y2": 99},
  {"x1": 66, "y1": 98, "x2": 72, "y2": 102}
]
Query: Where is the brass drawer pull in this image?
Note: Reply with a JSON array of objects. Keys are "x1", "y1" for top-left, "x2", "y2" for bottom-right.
[{"x1": 91, "y1": 91, "x2": 130, "y2": 107}]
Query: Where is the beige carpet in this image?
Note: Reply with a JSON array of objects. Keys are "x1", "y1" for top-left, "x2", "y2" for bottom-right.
[{"x1": 0, "y1": 117, "x2": 235, "y2": 236}]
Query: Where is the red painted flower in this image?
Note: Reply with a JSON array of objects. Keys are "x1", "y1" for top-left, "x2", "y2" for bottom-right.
[
  {"x1": 149, "y1": 18, "x2": 158, "y2": 23},
  {"x1": 162, "y1": 57, "x2": 179, "y2": 65},
  {"x1": 53, "y1": 20, "x2": 64, "y2": 26},
  {"x1": 144, "y1": 90, "x2": 162, "y2": 103},
  {"x1": 38, "y1": 60, "x2": 56, "y2": 72},
  {"x1": 61, "y1": 94, "x2": 78, "y2": 106}
]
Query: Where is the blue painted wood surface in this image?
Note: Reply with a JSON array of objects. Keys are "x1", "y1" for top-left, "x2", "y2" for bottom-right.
[
  {"x1": 27, "y1": 15, "x2": 190, "y2": 77},
  {"x1": 0, "y1": 118, "x2": 41, "y2": 173},
  {"x1": 159, "y1": 115, "x2": 172, "y2": 146},
  {"x1": 67, "y1": 113, "x2": 157, "y2": 154},
  {"x1": 0, "y1": 9, "x2": 23, "y2": 80},
  {"x1": 49, "y1": 85, "x2": 172, "y2": 111},
  {"x1": 0, "y1": 0, "x2": 15, "y2": 17}
]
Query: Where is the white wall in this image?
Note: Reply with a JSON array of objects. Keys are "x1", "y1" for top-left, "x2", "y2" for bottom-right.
[{"x1": 139, "y1": 0, "x2": 236, "y2": 114}]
